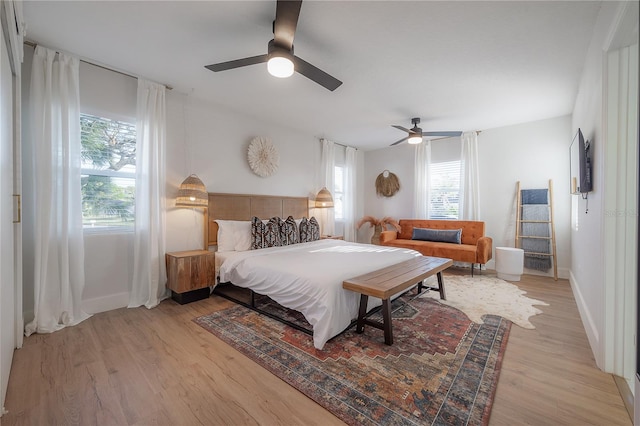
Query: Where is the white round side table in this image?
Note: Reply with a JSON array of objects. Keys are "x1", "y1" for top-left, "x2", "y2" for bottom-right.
[{"x1": 495, "y1": 247, "x2": 524, "y2": 281}]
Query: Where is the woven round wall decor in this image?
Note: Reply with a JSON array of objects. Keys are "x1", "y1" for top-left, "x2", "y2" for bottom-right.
[
  {"x1": 375, "y1": 169, "x2": 400, "y2": 197},
  {"x1": 247, "y1": 136, "x2": 279, "y2": 177}
]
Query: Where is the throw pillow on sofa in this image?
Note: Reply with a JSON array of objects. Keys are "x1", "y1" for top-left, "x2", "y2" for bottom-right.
[{"x1": 412, "y1": 228, "x2": 462, "y2": 244}]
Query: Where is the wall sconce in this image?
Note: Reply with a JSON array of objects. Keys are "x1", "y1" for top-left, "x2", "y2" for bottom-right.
[
  {"x1": 314, "y1": 187, "x2": 334, "y2": 208},
  {"x1": 176, "y1": 174, "x2": 208, "y2": 249},
  {"x1": 176, "y1": 174, "x2": 208, "y2": 207},
  {"x1": 315, "y1": 187, "x2": 334, "y2": 236}
]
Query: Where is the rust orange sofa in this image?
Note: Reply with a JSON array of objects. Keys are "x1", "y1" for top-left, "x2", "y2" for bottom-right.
[{"x1": 380, "y1": 219, "x2": 492, "y2": 275}]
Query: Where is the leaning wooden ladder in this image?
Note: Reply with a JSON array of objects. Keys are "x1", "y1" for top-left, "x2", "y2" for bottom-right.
[{"x1": 515, "y1": 179, "x2": 558, "y2": 280}]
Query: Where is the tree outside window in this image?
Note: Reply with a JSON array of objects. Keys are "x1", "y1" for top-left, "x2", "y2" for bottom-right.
[{"x1": 80, "y1": 113, "x2": 136, "y2": 229}]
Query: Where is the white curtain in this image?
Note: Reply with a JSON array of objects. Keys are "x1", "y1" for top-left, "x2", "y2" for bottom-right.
[
  {"x1": 460, "y1": 131, "x2": 481, "y2": 220},
  {"x1": 343, "y1": 147, "x2": 357, "y2": 242},
  {"x1": 129, "y1": 79, "x2": 167, "y2": 309},
  {"x1": 319, "y1": 138, "x2": 335, "y2": 236},
  {"x1": 413, "y1": 141, "x2": 431, "y2": 219},
  {"x1": 25, "y1": 46, "x2": 90, "y2": 336}
]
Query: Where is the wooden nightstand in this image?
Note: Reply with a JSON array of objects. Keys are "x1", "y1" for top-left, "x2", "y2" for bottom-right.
[
  {"x1": 321, "y1": 235, "x2": 344, "y2": 240},
  {"x1": 166, "y1": 250, "x2": 215, "y2": 304}
]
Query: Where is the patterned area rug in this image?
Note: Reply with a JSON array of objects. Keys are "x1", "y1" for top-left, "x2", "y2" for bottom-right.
[
  {"x1": 421, "y1": 274, "x2": 548, "y2": 329},
  {"x1": 195, "y1": 292, "x2": 510, "y2": 425}
]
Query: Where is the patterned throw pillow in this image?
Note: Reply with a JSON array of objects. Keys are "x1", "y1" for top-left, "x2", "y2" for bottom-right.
[
  {"x1": 309, "y1": 217, "x2": 320, "y2": 241},
  {"x1": 264, "y1": 217, "x2": 283, "y2": 248},
  {"x1": 280, "y1": 216, "x2": 299, "y2": 246},
  {"x1": 299, "y1": 217, "x2": 310, "y2": 242},
  {"x1": 251, "y1": 216, "x2": 266, "y2": 249}
]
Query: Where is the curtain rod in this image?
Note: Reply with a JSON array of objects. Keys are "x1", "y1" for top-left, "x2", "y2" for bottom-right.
[
  {"x1": 23, "y1": 40, "x2": 173, "y2": 90},
  {"x1": 319, "y1": 138, "x2": 357, "y2": 150}
]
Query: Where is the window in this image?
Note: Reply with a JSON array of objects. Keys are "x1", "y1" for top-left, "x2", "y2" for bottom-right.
[
  {"x1": 429, "y1": 160, "x2": 461, "y2": 219},
  {"x1": 80, "y1": 113, "x2": 136, "y2": 230},
  {"x1": 334, "y1": 165, "x2": 345, "y2": 220}
]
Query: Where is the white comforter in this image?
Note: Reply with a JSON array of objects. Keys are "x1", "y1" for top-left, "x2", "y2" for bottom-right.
[{"x1": 218, "y1": 239, "x2": 421, "y2": 349}]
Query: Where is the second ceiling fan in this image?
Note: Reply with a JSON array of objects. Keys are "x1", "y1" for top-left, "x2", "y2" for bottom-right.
[
  {"x1": 205, "y1": 0, "x2": 342, "y2": 91},
  {"x1": 390, "y1": 118, "x2": 462, "y2": 146}
]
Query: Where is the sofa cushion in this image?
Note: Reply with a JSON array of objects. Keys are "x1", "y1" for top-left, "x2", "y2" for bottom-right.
[
  {"x1": 412, "y1": 228, "x2": 462, "y2": 244},
  {"x1": 383, "y1": 239, "x2": 477, "y2": 263}
]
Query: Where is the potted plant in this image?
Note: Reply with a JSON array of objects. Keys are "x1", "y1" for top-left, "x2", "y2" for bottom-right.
[{"x1": 356, "y1": 216, "x2": 401, "y2": 245}]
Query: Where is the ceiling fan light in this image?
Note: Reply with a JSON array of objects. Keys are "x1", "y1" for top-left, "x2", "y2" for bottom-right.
[
  {"x1": 267, "y1": 55, "x2": 294, "y2": 78},
  {"x1": 407, "y1": 134, "x2": 423, "y2": 144}
]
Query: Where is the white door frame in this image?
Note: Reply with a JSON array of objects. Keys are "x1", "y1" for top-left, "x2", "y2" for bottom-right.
[
  {"x1": 1, "y1": 0, "x2": 23, "y2": 350},
  {"x1": 0, "y1": 0, "x2": 23, "y2": 415},
  {"x1": 601, "y1": 0, "x2": 638, "y2": 392}
]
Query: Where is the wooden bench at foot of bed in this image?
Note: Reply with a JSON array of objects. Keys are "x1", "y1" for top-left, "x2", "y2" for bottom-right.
[{"x1": 342, "y1": 256, "x2": 453, "y2": 345}]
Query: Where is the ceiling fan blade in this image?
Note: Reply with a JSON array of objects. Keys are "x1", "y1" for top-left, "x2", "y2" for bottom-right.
[
  {"x1": 274, "y1": 0, "x2": 302, "y2": 49},
  {"x1": 390, "y1": 136, "x2": 409, "y2": 146},
  {"x1": 294, "y1": 56, "x2": 342, "y2": 91},
  {"x1": 205, "y1": 54, "x2": 269, "y2": 72},
  {"x1": 392, "y1": 125, "x2": 410, "y2": 133},
  {"x1": 422, "y1": 131, "x2": 463, "y2": 137}
]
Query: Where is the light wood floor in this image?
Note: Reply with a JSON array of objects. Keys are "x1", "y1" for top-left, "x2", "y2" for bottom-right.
[{"x1": 1, "y1": 270, "x2": 632, "y2": 426}]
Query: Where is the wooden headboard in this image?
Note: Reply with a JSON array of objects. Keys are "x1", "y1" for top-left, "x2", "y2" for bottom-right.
[{"x1": 206, "y1": 193, "x2": 309, "y2": 247}]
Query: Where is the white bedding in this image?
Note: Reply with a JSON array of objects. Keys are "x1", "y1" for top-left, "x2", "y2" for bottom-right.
[{"x1": 218, "y1": 239, "x2": 421, "y2": 349}]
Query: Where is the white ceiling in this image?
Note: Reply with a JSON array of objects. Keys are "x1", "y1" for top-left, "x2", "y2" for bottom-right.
[{"x1": 22, "y1": 1, "x2": 602, "y2": 150}]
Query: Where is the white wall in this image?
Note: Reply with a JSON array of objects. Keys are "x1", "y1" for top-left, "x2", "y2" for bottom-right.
[
  {"x1": 363, "y1": 115, "x2": 572, "y2": 277},
  {"x1": 82, "y1": 232, "x2": 132, "y2": 313},
  {"x1": 164, "y1": 92, "x2": 325, "y2": 253},
  {"x1": 361, "y1": 145, "x2": 415, "y2": 243},
  {"x1": 480, "y1": 116, "x2": 571, "y2": 277},
  {"x1": 569, "y1": 1, "x2": 622, "y2": 370}
]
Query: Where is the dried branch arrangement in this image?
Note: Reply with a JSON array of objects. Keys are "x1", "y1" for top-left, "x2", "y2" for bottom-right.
[{"x1": 356, "y1": 216, "x2": 401, "y2": 232}]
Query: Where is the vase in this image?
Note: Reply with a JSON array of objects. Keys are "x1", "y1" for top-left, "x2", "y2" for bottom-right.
[{"x1": 371, "y1": 224, "x2": 382, "y2": 245}]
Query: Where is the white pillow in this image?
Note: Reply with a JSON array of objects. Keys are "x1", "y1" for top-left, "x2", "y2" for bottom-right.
[
  {"x1": 215, "y1": 220, "x2": 253, "y2": 252},
  {"x1": 215, "y1": 220, "x2": 237, "y2": 252},
  {"x1": 234, "y1": 221, "x2": 252, "y2": 251}
]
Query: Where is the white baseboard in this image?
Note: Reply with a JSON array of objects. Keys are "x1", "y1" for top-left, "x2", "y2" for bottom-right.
[
  {"x1": 20, "y1": 294, "x2": 128, "y2": 336},
  {"x1": 634, "y1": 375, "x2": 639, "y2": 425},
  {"x1": 613, "y1": 375, "x2": 634, "y2": 422},
  {"x1": 569, "y1": 269, "x2": 603, "y2": 369},
  {"x1": 521, "y1": 267, "x2": 570, "y2": 280},
  {"x1": 82, "y1": 292, "x2": 129, "y2": 314},
  {"x1": 484, "y1": 262, "x2": 570, "y2": 280}
]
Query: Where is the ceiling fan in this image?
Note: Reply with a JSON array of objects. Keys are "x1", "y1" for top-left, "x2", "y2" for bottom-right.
[
  {"x1": 205, "y1": 0, "x2": 342, "y2": 91},
  {"x1": 390, "y1": 118, "x2": 462, "y2": 146}
]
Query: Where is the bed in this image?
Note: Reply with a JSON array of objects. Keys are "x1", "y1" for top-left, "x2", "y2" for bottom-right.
[{"x1": 207, "y1": 193, "x2": 422, "y2": 349}]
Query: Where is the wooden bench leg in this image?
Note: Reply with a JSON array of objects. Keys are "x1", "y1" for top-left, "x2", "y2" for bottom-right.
[
  {"x1": 356, "y1": 294, "x2": 368, "y2": 334},
  {"x1": 437, "y1": 272, "x2": 447, "y2": 300},
  {"x1": 381, "y1": 299, "x2": 393, "y2": 345}
]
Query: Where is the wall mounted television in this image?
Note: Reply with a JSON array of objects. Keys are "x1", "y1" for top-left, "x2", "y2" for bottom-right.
[{"x1": 570, "y1": 128, "x2": 593, "y2": 194}]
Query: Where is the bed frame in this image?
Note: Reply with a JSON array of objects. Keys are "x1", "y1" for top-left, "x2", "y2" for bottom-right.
[{"x1": 207, "y1": 192, "x2": 315, "y2": 335}]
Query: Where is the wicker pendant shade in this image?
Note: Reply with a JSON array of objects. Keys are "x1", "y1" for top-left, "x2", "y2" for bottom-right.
[
  {"x1": 315, "y1": 187, "x2": 334, "y2": 208},
  {"x1": 175, "y1": 174, "x2": 208, "y2": 208}
]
